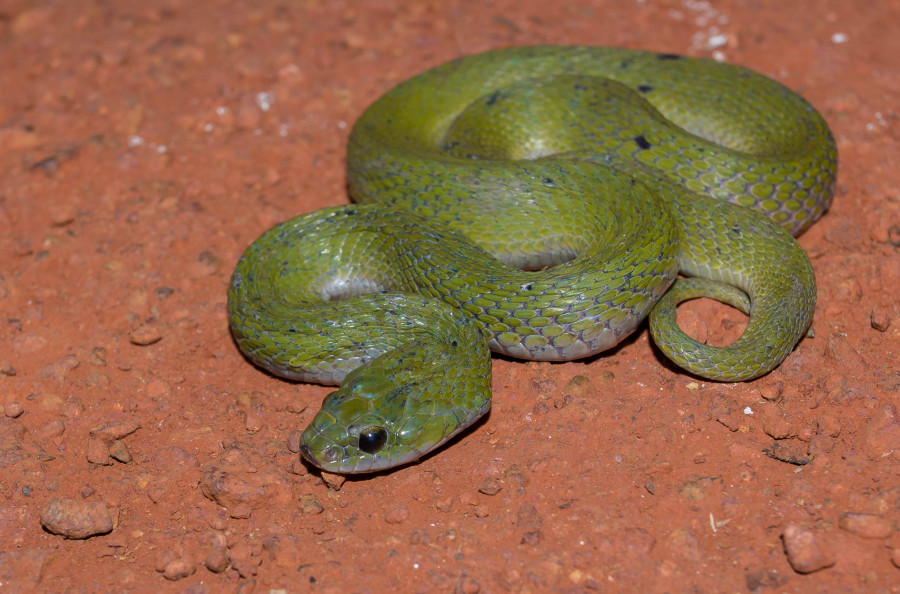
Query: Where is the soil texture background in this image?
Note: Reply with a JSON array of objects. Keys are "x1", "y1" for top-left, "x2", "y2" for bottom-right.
[{"x1": 1, "y1": 0, "x2": 898, "y2": 592}]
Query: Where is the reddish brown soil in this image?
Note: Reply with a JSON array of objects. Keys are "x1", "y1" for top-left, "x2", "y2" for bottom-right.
[{"x1": 1, "y1": 0, "x2": 898, "y2": 592}]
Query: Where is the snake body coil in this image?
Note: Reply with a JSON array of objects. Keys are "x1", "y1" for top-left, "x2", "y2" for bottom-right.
[{"x1": 228, "y1": 46, "x2": 836, "y2": 473}]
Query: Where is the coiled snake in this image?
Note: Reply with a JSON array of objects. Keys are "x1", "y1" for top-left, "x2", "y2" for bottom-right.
[{"x1": 227, "y1": 46, "x2": 836, "y2": 473}]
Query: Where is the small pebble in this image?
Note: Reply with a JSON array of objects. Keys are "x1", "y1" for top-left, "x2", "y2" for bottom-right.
[
  {"x1": 162, "y1": 557, "x2": 196, "y2": 581},
  {"x1": 154, "y1": 286, "x2": 175, "y2": 301},
  {"x1": 208, "y1": 513, "x2": 228, "y2": 532},
  {"x1": 520, "y1": 530, "x2": 541, "y2": 546},
  {"x1": 285, "y1": 429, "x2": 302, "y2": 453},
  {"x1": 516, "y1": 503, "x2": 543, "y2": 532},
  {"x1": 478, "y1": 478, "x2": 502, "y2": 496},
  {"x1": 285, "y1": 400, "x2": 308, "y2": 414},
  {"x1": 155, "y1": 550, "x2": 177, "y2": 573},
  {"x1": 4, "y1": 402, "x2": 24, "y2": 418},
  {"x1": 229, "y1": 543, "x2": 262, "y2": 578},
  {"x1": 229, "y1": 503, "x2": 252, "y2": 519},
  {"x1": 199, "y1": 449, "x2": 293, "y2": 510},
  {"x1": 384, "y1": 504, "x2": 410, "y2": 524},
  {"x1": 244, "y1": 412, "x2": 262, "y2": 432},
  {"x1": 108, "y1": 440, "x2": 132, "y2": 463},
  {"x1": 40, "y1": 355, "x2": 80, "y2": 382},
  {"x1": 40, "y1": 498, "x2": 114, "y2": 539},
  {"x1": 86, "y1": 438, "x2": 112, "y2": 465},
  {"x1": 473, "y1": 505, "x2": 490, "y2": 518},
  {"x1": 807, "y1": 435, "x2": 834, "y2": 455},
  {"x1": 715, "y1": 410, "x2": 743, "y2": 432},
  {"x1": 861, "y1": 404, "x2": 900, "y2": 460},
  {"x1": 89, "y1": 347, "x2": 108, "y2": 366},
  {"x1": 459, "y1": 492, "x2": 478, "y2": 506},
  {"x1": 666, "y1": 527, "x2": 702, "y2": 562},
  {"x1": 838, "y1": 512, "x2": 893, "y2": 539},
  {"x1": 679, "y1": 481, "x2": 706, "y2": 501},
  {"x1": 817, "y1": 415, "x2": 841, "y2": 438},
  {"x1": 50, "y1": 206, "x2": 76, "y2": 227},
  {"x1": 676, "y1": 309, "x2": 708, "y2": 344},
  {"x1": 34, "y1": 419, "x2": 65, "y2": 440},
  {"x1": 744, "y1": 569, "x2": 789, "y2": 591},
  {"x1": 299, "y1": 494, "x2": 324, "y2": 515},
  {"x1": 205, "y1": 547, "x2": 230, "y2": 573},
  {"x1": 562, "y1": 374, "x2": 597, "y2": 398},
  {"x1": 888, "y1": 224, "x2": 900, "y2": 247},
  {"x1": 62, "y1": 398, "x2": 85, "y2": 418},
  {"x1": 288, "y1": 459, "x2": 308, "y2": 476},
  {"x1": 435, "y1": 497, "x2": 453, "y2": 512},
  {"x1": 796, "y1": 426, "x2": 814, "y2": 442},
  {"x1": 320, "y1": 471, "x2": 346, "y2": 491},
  {"x1": 781, "y1": 523, "x2": 836, "y2": 574},
  {"x1": 90, "y1": 419, "x2": 141, "y2": 442},
  {"x1": 762, "y1": 412, "x2": 794, "y2": 440},
  {"x1": 763, "y1": 441, "x2": 812, "y2": 465},
  {"x1": 759, "y1": 382, "x2": 784, "y2": 402},
  {"x1": 870, "y1": 307, "x2": 892, "y2": 332},
  {"x1": 129, "y1": 325, "x2": 162, "y2": 346}
]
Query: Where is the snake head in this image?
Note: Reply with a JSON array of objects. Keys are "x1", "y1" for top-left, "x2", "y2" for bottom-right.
[{"x1": 299, "y1": 370, "x2": 488, "y2": 474}]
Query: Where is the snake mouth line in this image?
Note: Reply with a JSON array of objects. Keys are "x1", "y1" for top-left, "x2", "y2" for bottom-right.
[{"x1": 299, "y1": 443, "x2": 321, "y2": 468}]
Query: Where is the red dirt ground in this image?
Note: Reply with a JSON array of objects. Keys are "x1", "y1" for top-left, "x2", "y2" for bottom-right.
[{"x1": 1, "y1": 0, "x2": 898, "y2": 592}]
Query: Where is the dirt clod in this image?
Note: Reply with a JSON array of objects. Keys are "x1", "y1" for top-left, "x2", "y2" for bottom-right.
[
  {"x1": 838, "y1": 512, "x2": 894, "y2": 540},
  {"x1": 478, "y1": 478, "x2": 502, "y2": 496},
  {"x1": 40, "y1": 498, "x2": 114, "y2": 539},
  {"x1": 383, "y1": 504, "x2": 410, "y2": 524},
  {"x1": 162, "y1": 556, "x2": 197, "y2": 581},
  {"x1": 204, "y1": 547, "x2": 230, "y2": 573},
  {"x1": 781, "y1": 524, "x2": 836, "y2": 574}
]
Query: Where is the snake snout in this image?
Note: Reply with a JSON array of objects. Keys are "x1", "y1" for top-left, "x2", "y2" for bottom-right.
[
  {"x1": 299, "y1": 443, "x2": 319, "y2": 467},
  {"x1": 300, "y1": 440, "x2": 346, "y2": 471}
]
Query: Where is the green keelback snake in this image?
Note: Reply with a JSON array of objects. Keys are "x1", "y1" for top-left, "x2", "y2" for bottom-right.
[{"x1": 227, "y1": 46, "x2": 836, "y2": 473}]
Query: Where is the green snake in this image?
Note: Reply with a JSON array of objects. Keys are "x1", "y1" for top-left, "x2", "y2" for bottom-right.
[{"x1": 227, "y1": 46, "x2": 836, "y2": 474}]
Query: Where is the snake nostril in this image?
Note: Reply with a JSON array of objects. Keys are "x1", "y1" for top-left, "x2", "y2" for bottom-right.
[{"x1": 322, "y1": 446, "x2": 340, "y2": 462}]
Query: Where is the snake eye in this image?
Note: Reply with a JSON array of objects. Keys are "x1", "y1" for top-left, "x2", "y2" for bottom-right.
[{"x1": 358, "y1": 427, "x2": 388, "y2": 454}]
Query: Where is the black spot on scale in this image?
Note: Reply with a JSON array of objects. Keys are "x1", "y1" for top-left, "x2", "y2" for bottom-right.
[
  {"x1": 634, "y1": 135, "x2": 652, "y2": 150},
  {"x1": 451, "y1": 340, "x2": 458, "y2": 348},
  {"x1": 543, "y1": 177, "x2": 555, "y2": 186},
  {"x1": 657, "y1": 53, "x2": 682, "y2": 60},
  {"x1": 637, "y1": 84, "x2": 654, "y2": 93},
  {"x1": 573, "y1": 82, "x2": 587, "y2": 91},
  {"x1": 485, "y1": 91, "x2": 502, "y2": 106}
]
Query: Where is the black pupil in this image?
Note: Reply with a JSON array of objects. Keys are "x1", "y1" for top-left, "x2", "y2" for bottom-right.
[{"x1": 358, "y1": 427, "x2": 387, "y2": 454}]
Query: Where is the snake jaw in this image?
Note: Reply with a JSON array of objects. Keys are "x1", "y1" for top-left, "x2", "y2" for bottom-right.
[{"x1": 297, "y1": 379, "x2": 492, "y2": 474}]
